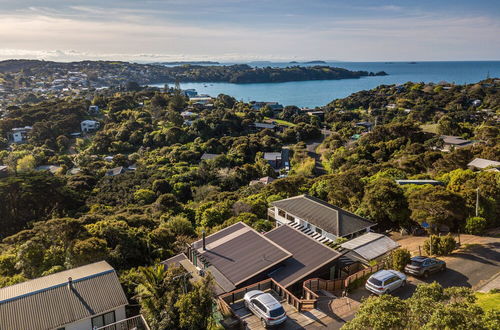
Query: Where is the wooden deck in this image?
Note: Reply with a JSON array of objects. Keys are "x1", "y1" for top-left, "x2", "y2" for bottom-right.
[{"x1": 229, "y1": 290, "x2": 331, "y2": 329}]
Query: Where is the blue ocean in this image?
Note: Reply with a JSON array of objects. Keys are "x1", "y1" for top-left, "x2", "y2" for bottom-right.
[{"x1": 153, "y1": 61, "x2": 500, "y2": 108}]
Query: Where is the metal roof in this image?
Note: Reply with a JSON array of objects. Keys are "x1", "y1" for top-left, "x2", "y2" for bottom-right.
[
  {"x1": 192, "y1": 222, "x2": 292, "y2": 289},
  {"x1": 395, "y1": 179, "x2": 443, "y2": 186},
  {"x1": 265, "y1": 225, "x2": 341, "y2": 287},
  {"x1": 341, "y1": 233, "x2": 399, "y2": 261},
  {"x1": 200, "y1": 153, "x2": 221, "y2": 160},
  {"x1": 0, "y1": 261, "x2": 128, "y2": 330},
  {"x1": 441, "y1": 135, "x2": 473, "y2": 146},
  {"x1": 271, "y1": 195, "x2": 375, "y2": 237},
  {"x1": 468, "y1": 158, "x2": 500, "y2": 169}
]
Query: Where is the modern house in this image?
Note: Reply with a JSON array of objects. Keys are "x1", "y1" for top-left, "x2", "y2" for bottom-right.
[
  {"x1": 88, "y1": 105, "x2": 100, "y2": 114},
  {"x1": 81, "y1": 120, "x2": 100, "y2": 133},
  {"x1": 395, "y1": 179, "x2": 443, "y2": 186},
  {"x1": 340, "y1": 232, "x2": 399, "y2": 265},
  {"x1": 268, "y1": 195, "x2": 375, "y2": 242},
  {"x1": 264, "y1": 149, "x2": 290, "y2": 171},
  {"x1": 249, "y1": 176, "x2": 275, "y2": 186},
  {"x1": 254, "y1": 122, "x2": 277, "y2": 130},
  {"x1": 200, "y1": 152, "x2": 221, "y2": 161},
  {"x1": 105, "y1": 166, "x2": 126, "y2": 176},
  {"x1": 7, "y1": 126, "x2": 32, "y2": 143},
  {"x1": 163, "y1": 222, "x2": 341, "y2": 295},
  {"x1": 0, "y1": 261, "x2": 131, "y2": 330},
  {"x1": 467, "y1": 158, "x2": 500, "y2": 172},
  {"x1": 251, "y1": 101, "x2": 284, "y2": 112},
  {"x1": 441, "y1": 135, "x2": 476, "y2": 151}
]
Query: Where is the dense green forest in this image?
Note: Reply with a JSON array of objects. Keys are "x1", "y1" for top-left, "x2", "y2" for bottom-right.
[{"x1": 0, "y1": 78, "x2": 498, "y2": 305}]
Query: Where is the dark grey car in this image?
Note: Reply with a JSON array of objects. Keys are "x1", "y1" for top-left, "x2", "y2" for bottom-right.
[{"x1": 404, "y1": 256, "x2": 446, "y2": 278}]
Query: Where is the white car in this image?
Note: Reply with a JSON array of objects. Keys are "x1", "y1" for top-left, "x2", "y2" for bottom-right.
[
  {"x1": 243, "y1": 290, "x2": 287, "y2": 327},
  {"x1": 365, "y1": 270, "x2": 407, "y2": 295}
]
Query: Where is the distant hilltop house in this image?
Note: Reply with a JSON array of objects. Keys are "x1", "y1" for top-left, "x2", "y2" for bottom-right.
[
  {"x1": 200, "y1": 152, "x2": 221, "y2": 161},
  {"x1": 251, "y1": 101, "x2": 284, "y2": 112},
  {"x1": 441, "y1": 135, "x2": 476, "y2": 152},
  {"x1": 81, "y1": 120, "x2": 100, "y2": 133},
  {"x1": 35, "y1": 165, "x2": 63, "y2": 174},
  {"x1": 264, "y1": 149, "x2": 290, "y2": 171},
  {"x1": 268, "y1": 194, "x2": 375, "y2": 242},
  {"x1": 7, "y1": 126, "x2": 32, "y2": 143},
  {"x1": 471, "y1": 99, "x2": 482, "y2": 107},
  {"x1": 395, "y1": 179, "x2": 444, "y2": 186},
  {"x1": 105, "y1": 166, "x2": 127, "y2": 176},
  {"x1": 249, "y1": 176, "x2": 275, "y2": 186},
  {"x1": 189, "y1": 96, "x2": 212, "y2": 105},
  {"x1": 88, "y1": 105, "x2": 100, "y2": 114},
  {"x1": 253, "y1": 122, "x2": 277, "y2": 130},
  {"x1": 0, "y1": 261, "x2": 145, "y2": 330},
  {"x1": 181, "y1": 89, "x2": 198, "y2": 98},
  {"x1": 467, "y1": 158, "x2": 500, "y2": 172}
]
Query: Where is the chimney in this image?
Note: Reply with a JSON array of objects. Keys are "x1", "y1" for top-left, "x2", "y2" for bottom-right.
[
  {"x1": 202, "y1": 230, "x2": 206, "y2": 251},
  {"x1": 67, "y1": 277, "x2": 73, "y2": 290}
]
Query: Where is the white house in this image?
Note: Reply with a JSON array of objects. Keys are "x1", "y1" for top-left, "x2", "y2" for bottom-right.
[
  {"x1": 0, "y1": 261, "x2": 133, "y2": 330},
  {"x1": 8, "y1": 126, "x2": 32, "y2": 143},
  {"x1": 88, "y1": 105, "x2": 100, "y2": 114},
  {"x1": 467, "y1": 158, "x2": 500, "y2": 172},
  {"x1": 81, "y1": 120, "x2": 100, "y2": 133}
]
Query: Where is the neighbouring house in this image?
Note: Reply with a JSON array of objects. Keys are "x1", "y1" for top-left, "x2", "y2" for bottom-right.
[
  {"x1": 306, "y1": 110, "x2": 325, "y2": 121},
  {"x1": 251, "y1": 101, "x2": 284, "y2": 112},
  {"x1": 163, "y1": 221, "x2": 341, "y2": 295},
  {"x1": 105, "y1": 166, "x2": 126, "y2": 176},
  {"x1": 7, "y1": 126, "x2": 32, "y2": 143},
  {"x1": 254, "y1": 122, "x2": 277, "y2": 130},
  {"x1": 200, "y1": 152, "x2": 221, "y2": 161},
  {"x1": 264, "y1": 149, "x2": 290, "y2": 171},
  {"x1": 340, "y1": 232, "x2": 399, "y2": 265},
  {"x1": 249, "y1": 176, "x2": 275, "y2": 186},
  {"x1": 81, "y1": 120, "x2": 100, "y2": 133},
  {"x1": 386, "y1": 103, "x2": 397, "y2": 110},
  {"x1": 395, "y1": 179, "x2": 444, "y2": 186},
  {"x1": 182, "y1": 89, "x2": 198, "y2": 98},
  {"x1": 0, "y1": 165, "x2": 8, "y2": 177},
  {"x1": 35, "y1": 165, "x2": 63, "y2": 174},
  {"x1": 104, "y1": 155, "x2": 114, "y2": 162},
  {"x1": 88, "y1": 105, "x2": 100, "y2": 114},
  {"x1": 441, "y1": 135, "x2": 476, "y2": 151},
  {"x1": 189, "y1": 96, "x2": 212, "y2": 105},
  {"x1": 67, "y1": 167, "x2": 82, "y2": 175},
  {"x1": 0, "y1": 261, "x2": 132, "y2": 330},
  {"x1": 472, "y1": 99, "x2": 482, "y2": 107},
  {"x1": 355, "y1": 121, "x2": 373, "y2": 130},
  {"x1": 268, "y1": 194, "x2": 375, "y2": 242},
  {"x1": 467, "y1": 158, "x2": 500, "y2": 172}
]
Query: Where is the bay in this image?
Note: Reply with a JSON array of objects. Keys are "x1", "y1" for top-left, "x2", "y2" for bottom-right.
[{"x1": 152, "y1": 61, "x2": 500, "y2": 108}]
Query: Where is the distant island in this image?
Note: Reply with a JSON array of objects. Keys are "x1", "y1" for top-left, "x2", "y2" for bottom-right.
[
  {"x1": 0, "y1": 59, "x2": 387, "y2": 86},
  {"x1": 289, "y1": 60, "x2": 327, "y2": 64}
]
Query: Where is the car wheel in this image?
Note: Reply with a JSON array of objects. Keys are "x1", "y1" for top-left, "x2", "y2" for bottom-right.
[
  {"x1": 441, "y1": 265, "x2": 446, "y2": 272},
  {"x1": 423, "y1": 271, "x2": 429, "y2": 278},
  {"x1": 261, "y1": 318, "x2": 268, "y2": 328}
]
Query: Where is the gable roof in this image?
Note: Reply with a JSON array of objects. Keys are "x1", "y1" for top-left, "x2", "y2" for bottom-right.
[
  {"x1": 341, "y1": 232, "x2": 399, "y2": 261},
  {"x1": 441, "y1": 135, "x2": 474, "y2": 146},
  {"x1": 264, "y1": 225, "x2": 341, "y2": 287},
  {"x1": 105, "y1": 166, "x2": 125, "y2": 176},
  {"x1": 271, "y1": 194, "x2": 375, "y2": 237},
  {"x1": 468, "y1": 158, "x2": 500, "y2": 170},
  {"x1": 200, "y1": 153, "x2": 221, "y2": 160},
  {"x1": 0, "y1": 261, "x2": 128, "y2": 330},
  {"x1": 191, "y1": 222, "x2": 292, "y2": 292}
]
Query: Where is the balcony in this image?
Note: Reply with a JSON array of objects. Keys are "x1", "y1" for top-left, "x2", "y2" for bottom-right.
[{"x1": 96, "y1": 315, "x2": 150, "y2": 330}]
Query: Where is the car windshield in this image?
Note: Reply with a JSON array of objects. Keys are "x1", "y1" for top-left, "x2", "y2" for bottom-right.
[
  {"x1": 368, "y1": 278, "x2": 383, "y2": 286},
  {"x1": 269, "y1": 306, "x2": 285, "y2": 317},
  {"x1": 411, "y1": 260, "x2": 423, "y2": 267}
]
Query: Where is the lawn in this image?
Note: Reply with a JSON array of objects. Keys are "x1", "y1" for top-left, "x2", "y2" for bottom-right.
[
  {"x1": 264, "y1": 117, "x2": 297, "y2": 127},
  {"x1": 476, "y1": 291, "x2": 500, "y2": 311},
  {"x1": 420, "y1": 123, "x2": 439, "y2": 134}
]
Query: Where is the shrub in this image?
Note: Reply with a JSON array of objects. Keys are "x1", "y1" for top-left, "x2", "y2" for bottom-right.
[
  {"x1": 392, "y1": 248, "x2": 411, "y2": 271},
  {"x1": 133, "y1": 189, "x2": 156, "y2": 205},
  {"x1": 465, "y1": 216, "x2": 487, "y2": 235},
  {"x1": 424, "y1": 234, "x2": 457, "y2": 256}
]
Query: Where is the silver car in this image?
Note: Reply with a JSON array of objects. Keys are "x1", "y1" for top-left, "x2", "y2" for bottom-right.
[
  {"x1": 365, "y1": 270, "x2": 407, "y2": 295},
  {"x1": 243, "y1": 290, "x2": 287, "y2": 327}
]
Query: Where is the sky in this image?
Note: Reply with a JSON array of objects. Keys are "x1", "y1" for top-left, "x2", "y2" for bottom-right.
[{"x1": 0, "y1": 0, "x2": 499, "y2": 62}]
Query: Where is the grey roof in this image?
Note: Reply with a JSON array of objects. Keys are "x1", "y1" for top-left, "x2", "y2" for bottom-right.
[
  {"x1": 264, "y1": 225, "x2": 341, "y2": 287},
  {"x1": 271, "y1": 195, "x2": 375, "y2": 237},
  {"x1": 192, "y1": 222, "x2": 292, "y2": 290},
  {"x1": 201, "y1": 153, "x2": 221, "y2": 160},
  {"x1": 264, "y1": 152, "x2": 282, "y2": 160},
  {"x1": 254, "y1": 122, "x2": 276, "y2": 129},
  {"x1": 468, "y1": 158, "x2": 500, "y2": 170},
  {"x1": 0, "y1": 261, "x2": 128, "y2": 330},
  {"x1": 441, "y1": 135, "x2": 473, "y2": 146},
  {"x1": 341, "y1": 232, "x2": 399, "y2": 261},
  {"x1": 35, "y1": 165, "x2": 62, "y2": 174},
  {"x1": 0, "y1": 165, "x2": 7, "y2": 172},
  {"x1": 105, "y1": 166, "x2": 125, "y2": 176},
  {"x1": 396, "y1": 179, "x2": 443, "y2": 186}
]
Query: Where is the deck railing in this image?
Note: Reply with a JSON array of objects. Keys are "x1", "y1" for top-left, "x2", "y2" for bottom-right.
[{"x1": 95, "y1": 315, "x2": 150, "y2": 330}]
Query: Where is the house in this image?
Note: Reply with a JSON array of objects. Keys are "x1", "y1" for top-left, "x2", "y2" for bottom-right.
[
  {"x1": 251, "y1": 101, "x2": 284, "y2": 112},
  {"x1": 355, "y1": 121, "x2": 373, "y2": 130},
  {"x1": 441, "y1": 135, "x2": 476, "y2": 151},
  {"x1": 81, "y1": 120, "x2": 100, "y2": 133},
  {"x1": 249, "y1": 176, "x2": 275, "y2": 186},
  {"x1": 7, "y1": 126, "x2": 32, "y2": 143},
  {"x1": 306, "y1": 111, "x2": 325, "y2": 121},
  {"x1": 182, "y1": 89, "x2": 198, "y2": 98},
  {"x1": 0, "y1": 165, "x2": 8, "y2": 177},
  {"x1": 395, "y1": 179, "x2": 444, "y2": 186},
  {"x1": 264, "y1": 149, "x2": 290, "y2": 171},
  {"x1": 35, "y1": 165, "x2": 63, "y2": 174},
  {"x1": 472, "y1": 99, "x2": 482, "y2": 107},
  {"x1": 180, "y1": 111, "x2": 198, "y2": 119},
  {"x1": 386, "y1": 103, "x2": 397, "y2": 110},
  {"x1": 0, "y1": 261, "x2": 130, "y2": 330},
  {"x1": 189, "y1": 96, "x2": 212, "y2": 105},
  {"x1": 67, "y1": 167, "x2": 82, "y2": 175},
  {"x1": 105, "y1": 166, "x2": 126, "y2": 176},
  {"x1": 268, "y1": 194, "x2": 375, "y2": 241},
  {"x1": 254, "y1": 122, "x2": 277, "y2": 130},
  {"x1": 200, "y1": 152, "x2": 221, "y2": 161},
  {"x1": 340, "y1": 232, "x2": 399, "y2": 265},
  {"x1": 467, "y1": 158, "x2": 500, "y2": 172},
  {"x1": 88, "y1": 105, "x2": 100, "y2": 114},
  {"x1": 163, "y1": 222, "x2": 341, "y2": 295}
]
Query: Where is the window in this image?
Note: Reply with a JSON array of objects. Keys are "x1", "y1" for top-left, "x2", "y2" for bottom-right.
[
  {"x1": 384, "y1": 276, "x2": 398, "y2": 285},
  {"x1": 278, "y1": 209, "x2": 286, "y2": 218},
  {"x1": 315, "y1": 227, "x2": 322, "y2": 235},
  {"x1": 252, "y1": 300, "x2": 266, "y2": 313},
  {"x1": 286, "y1": 214, "x2": 295, "y2": 221},
  {"x1": 91, "y1": 311, "x2": 116, "y2": 329}
]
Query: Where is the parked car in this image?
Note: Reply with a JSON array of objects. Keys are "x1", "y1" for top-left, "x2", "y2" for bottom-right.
[
  {"x1": 243, "y1": 290, "x2": 287, "y2": 327},
  {"x1": 365, "y1": 270, "x2": 407, "y2": 295},
  {"x1": 404, "y1": 256, "x2": 446, "y2": 278}
]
